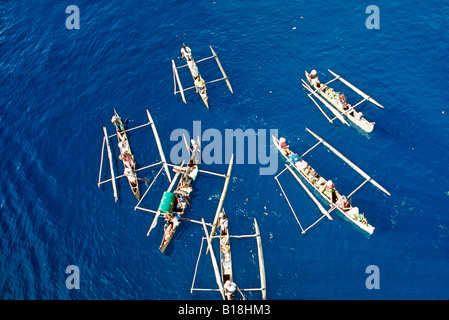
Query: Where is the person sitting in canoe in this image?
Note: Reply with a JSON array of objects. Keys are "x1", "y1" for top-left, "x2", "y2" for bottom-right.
[
  {"x1": 123, "y1": 166, "x2": 136, "y2": 181},
  {"x1": 278, "y1": 137, "x2": 292, "y2": 156},
  {"x1": 323, "y1": 180, "x2": 337, "y2": 203},
  {"x1": 180, "y1": 44, "x2": 192, "y2": 60},
  {"x1": 219, "y1": 211, "x2": 228, "y2": 230},
  {"x1": 309, "y1": 169, "x2": 319, "y2": 184},
  {"x1": 187, "y1": 165, "x2": 197, "y2": 180},
  {"x1": 177, "y1": 174, "x2": 194, "y2": 195},
  {"x1": 119, "y1": 153, "x2": 135, "y2": 169},
  {"x1": 111, "y1": 114, "x2": 120, "y2": 126},
  {"x1": 310, "y1": 69, "x2": 327, "y2": 91},
  {"x1": 118, "y1": 140, "x2": 130, "y2": 154},
  {"x1": 194, "y1": 76, "x2": 207, "y2": 94},
  {"x1": 179, "y1": 178, "x2": 192, "y2": 190},
  {"x1": 337, "y1": 196, "x2": 351, "y2": 211},
  {"x1": 224, "y1": 280, "x2": 237, "y2": 300},
  {"x1": 309, "y1": 70, "x2": 320, "y2": 86},
  {"x1": 338, "y1": 93, "x2": 350, "y2": 110},
  {"x1": 163, "y1": 212, "x2": 180, "y2": 241},
  {"x1": 174, "y1": 194, "x2": 188, "y2": 212},
  {"x1": 111, "y1": 114, "x2": 125, "y2": 131},
  {"x1": 111, "y1": 114, "x2": 127, "y2": 140}
]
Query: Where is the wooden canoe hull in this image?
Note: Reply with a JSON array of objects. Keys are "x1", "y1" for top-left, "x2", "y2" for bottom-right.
[{"x1": 113, "y1": 111, "x2": 140, "y2": 200}]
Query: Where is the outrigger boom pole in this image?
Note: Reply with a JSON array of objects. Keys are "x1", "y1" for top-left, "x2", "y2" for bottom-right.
[
  {"x1": 305, "y1": 128, "x2": 391, "y2": 196},
  {"x1": 102, "y1": 126, "x2": 118, "y2": 202},
  {"x1": 207, "y1": 154, "x2": 234, "y2": 253},
  {"x1": 146, "y1": 109, "x2": 172, "y2": 183}
]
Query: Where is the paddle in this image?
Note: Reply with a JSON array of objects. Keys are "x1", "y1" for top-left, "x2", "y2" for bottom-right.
[
  {"x1": 124, "y1": 174, "x2": 153, "y2": 184},
  {"x1": 179, "y1": 217, "x2": 200, "y2": 224},
  {"x1": 236, "y1": 285, "x2": 247, "y2": 300}
]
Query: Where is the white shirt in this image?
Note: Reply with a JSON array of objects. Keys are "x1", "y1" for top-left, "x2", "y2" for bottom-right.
[{"x1": 181, "y1": 46, "x2": 192, "y2": 59}]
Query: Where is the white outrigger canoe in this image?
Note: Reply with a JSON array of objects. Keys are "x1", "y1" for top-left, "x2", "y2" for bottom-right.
[
  {"x1": 172, "y1": 45, "x2": 233, "y2": 109},
  {"x1": 98, "y1": 109, "x2": 172, "y2": 202},
  {"x1": 189, "y1": 155, "x2": 267, "y2": 300},
  {"x1": 302, "y1": 69, "x2": 384, "y2": 133},
  {"x1": 192, "y1": 216, "x2": 267, "y2": 300},
  {"x1": 273, "y1": 129, "x2": 390, "y2": 235}
]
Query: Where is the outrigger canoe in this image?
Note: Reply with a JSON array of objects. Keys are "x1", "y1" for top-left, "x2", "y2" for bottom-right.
[
  {"x1": 158, "y1": 139, "x2": 200, "y2": 253},
  {"x1": 303, "y1": 70, "x2": 383, "y2": 133},
  {"x1": 273, "y1": 135, "x2": 375, "y2": 234},
  {"x1": 111, "y1": 110, "x2": 140, "y2": 200},
  {"x1": 172, "y1": 45, "x2": 233, "y2": 109}
]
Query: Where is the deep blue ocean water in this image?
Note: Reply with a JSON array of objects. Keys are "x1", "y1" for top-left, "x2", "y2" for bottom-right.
[{"x1": 1, "y1": 0, "x2": 449, "y2": 300}]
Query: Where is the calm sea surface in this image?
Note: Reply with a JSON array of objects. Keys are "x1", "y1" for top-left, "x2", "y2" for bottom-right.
[{"x1": 1, "y1": 0, "x2": 449, "y2": 299}]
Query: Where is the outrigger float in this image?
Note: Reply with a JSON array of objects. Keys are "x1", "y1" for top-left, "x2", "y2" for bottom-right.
[
  {"x1": 97, "y1": 109, "x2": 172, "y2": 202},
  {"x1": 191, "y1": 213, "x2": 266, "y2": 300},
  {"x1": 302, "y1": 69, "x2": 384, "y2": 133},
  {"x1": 135, "y1": 135, "x2": 235, "y2": 253},
  {"x1": 172, "y1": 45, "x2": 233, "y2": 109},
  {"x1": 273, "y1": 128, "x2": 390, "y2": 235}
]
